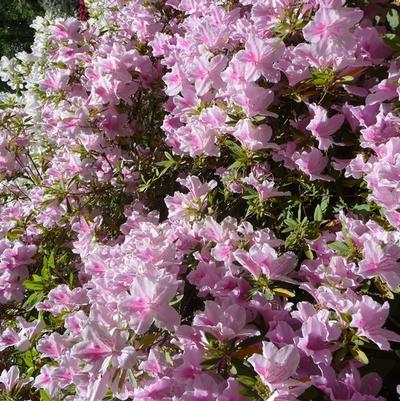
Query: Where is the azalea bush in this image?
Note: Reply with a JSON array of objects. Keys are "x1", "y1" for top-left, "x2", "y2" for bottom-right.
[{"x1": 1, "y1": 0, "x2": 400, "y2": 400}]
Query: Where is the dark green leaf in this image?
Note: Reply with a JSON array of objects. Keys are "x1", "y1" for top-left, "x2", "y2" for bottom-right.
[
  {"x1": 236, "y1": 375, "x2": 257, "y2": 387},
  {"x1": 384, "y1": 33, "x2": 400, "y2": 51},
  {"x1": 23, "y1": 291, "x2": 44, "y2": 311},
  {"x1": 236, "y1": 335, "x2": 264, "y2": 350},
  {"x1": 333, "y1": 347, "x2": 348, "y2": 364}
]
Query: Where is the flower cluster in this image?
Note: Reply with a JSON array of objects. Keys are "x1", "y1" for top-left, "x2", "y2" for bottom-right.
[{"x1": 0, "y1": 1, "x2": 400, "y2": 401}]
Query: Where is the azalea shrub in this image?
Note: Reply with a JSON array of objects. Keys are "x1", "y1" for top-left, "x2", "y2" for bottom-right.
[{"x1": 1, "y1": 0, "x2": 400, "y2": 400}]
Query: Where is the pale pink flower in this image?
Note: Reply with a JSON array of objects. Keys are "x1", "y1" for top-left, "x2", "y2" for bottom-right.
[
  {"x1": 119, "y1": 274, "x2": 180, "y2": 334},
  {"x1": 306, "y1": 104, "x2": 344, "y2": 150},
  {"x1": 351, "y1": 296, "x2": 400, "y2": 350},
  {"x1": 248, "y1": 342, "x2": 300, "y2": 390},
  {"x1": 293, "y1": 148, "x2": 334, "y2": 181},
  {"x1": 238, "y1": 35, "x2": 284, "y2": 82},
  {"x1": 231, "y1": 120, "x2": 276, "y2": 151},
  {"x1": 303, "y1": 7, "x2": 363, "y2": 47},
  {"x1": 234, "y1": 243, "x2": 297, "y2": 282}
]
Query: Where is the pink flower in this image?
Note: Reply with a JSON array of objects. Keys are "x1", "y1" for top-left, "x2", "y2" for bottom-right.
[
  {"x1": 244, "y1": 173, "x2": 290, "y2": 201},
  {"x1": 177, "y1": 121, "x2": 220, "y2": 157},
  {"x1": 238, "y1": 35, "x2": 284, "y2": 82},
  {"x1": 232, "y1": 84, "x2": 275, "y2": 117},
  {"x1": 231, "y1": 120, "x2": 276, "y2": 151},
  {"x1": 0, "y1": 366, "x2": 31, "y2": 391},
  {"x1": 71, "y1": 324, "x2": 136, "y2": 373},
  {"x1": 293, "y1": 148, "x2": 334, "y2": 181},
  {"x1": 295, "y1": 311, "x2": 341, "y2": 365},
  {"x1": 164, "y1": 65, "x2": 184, "y2": 96},
  {"x1": 248, "y1": 342, "x2": 300, "y2": 390},
  {"x1": 351, "y1": 296, "x2": 400, "y2": 350},
  {"x1": 119, "y1": 274, "x2": 180, "y2": 334},
  {"x1": 234, "y1": 243, "x2": 297, "y2": 282},
  {"x1": 218, "y1": 378, "x2": 246, "y2": 401},
  {"x1": 182, "y1": 373, "x2": 221, "y2": 401},
  {"x1": 0, "y1": 317, "x2": 42, "y2": 352},
  {"x1": 189, "y1": 54, "x2": 227, "y2": 96},
  {"x1": 193, "y1": 300, "x2": 256, "y2": 340},
  {"x1": 165, "y1": 176, "x2": 217, "y2": 220},
  {"x1": 37, "y1": 284, "x2": 88, "y2": 315},
  {"x1": 303, "y1": 7, "x2": 363, "y2": 47},
  {"x1": 37, "y1": 333, "x2": 70, "y2": 359},
  {"x1": 33, "y1": 365, "x2": 59, "y2": 397},
  {"x1": 358, "y1": 239, "x2": 400, "y2": 291},
  {"x1": 306, "y1": 104, "x2": 344, "y2": 150}
]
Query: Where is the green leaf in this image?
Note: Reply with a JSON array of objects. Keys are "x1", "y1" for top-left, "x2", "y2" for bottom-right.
[
  {"x1": 236, "y1": 375, "x2": 257, "y2": 388},
  {"x1": 263, "y1": 287, "x2": 274, "y2": 301},
  {"x1": 165, "y1": 351, "x2": 174, "y2": 365},
  {"x1": 41, "y1": 261, "x2": 50, "y2": 281},
  {"x1": 273, "y1": 287, "x2": 295, "y2": 298},
  {"x1": 333, "y1": 347, "x2": 348, "y2": 364},
  {"x1": 40, "y1": 389, "x2": 52, "y2": 401},
  {"x1": 341, "y1": 312, "x2": 352, "y2": 324},
  {"x1": 204, "y1": 331, "x2": 219, "y2": 344},
  {"x1": 313, "y1": 204, "x2": 323, "y2": 222},
  {"x1": 304, "y1": 248, "x2": 314, "y2": 260},
  {"x1": 352, "y1": 203, "x2": 370, "y2": 216},
  {"x1": 387, "y1": 8, "x2": 400, "y2": 32},
  {"x1": 352, "y1": 337, "x2": 365, "y2": 346},
  {"x1": 164, "y1": 151, "x2": 175, "y2": 161},
  {"x1": 23, "y1": 280, "x2": 44, "y2": 291},
  {"x1": 251, "y1": 115, "x2": 268, "y2": 124},
  {"x1": 169, "y1": 293, "x2": 184, "y2": 305},
  {"x1": 373, "y1": 277, "x2": 394, "y2": 300},
  {"x1": 229, "y1": 159, "x2": 247, "y2": 170},
  {"x1": 320, "y1": 195, "x2": 330, "y2": 214},
  {"x1": 128, "y1": 369, "x2": 138, "y2": 388},
  {"x1": 201, "y1": 357, "x2": 221, "y2": 369},
  {"x1": 284, "y1": 217, "x2": 298, "y2": 228},
  {"x1": 32, "y1": 274, "x2": 43, "y2": 282},
  {"x1": 225, "y1": 140, "x2": 246, "y2": 158},
  {"x1": 350, "y1": 347, "x2": 369, "y2": 364},
  {"x1": 338, "y1": 75, "x2": 354, "y2": 82},
  {"x1": 48, "y1": 250, "x2": 55, "y2": 269},
  {"x1": 236, "y1": 335, "x2": 264, "y2": 350},
  {"x1": 23, "y1": 291, "x2": 44, "y2": 311},
  {"x1": 383, "y1": 33, "x2": 400, "y2": 51},
  {"x1": 22, "y1": 350, "x2": 34, "y2": 368},
  {"x1": 327, "y1": 240, "x2": 350, "y2": 257}
]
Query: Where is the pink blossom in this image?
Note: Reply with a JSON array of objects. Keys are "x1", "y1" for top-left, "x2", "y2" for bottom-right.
[
  {"x1": 293, "y1": 148, "x2": 334, "y2": 181},
  {"x1": 244, "y1": 173, "x2": 290, "y2": 201},
  {"x1": 351, "y1": 296, "x2": 400, "y2": 350},
  {"x1": 119, "y1": 274, "x2": 180, "y2": 334},
  {"x1": 306, "y1": 104, "x2": 344, "y2": 150},
  {"x1": 248, "y1": 342, "x2": 300, "y2": 390},
  {"x1": 0, "y1": 366, "x2": 31, "y2": 391},
  {"x1": 234, "y1": 243, "x2": 297, "y2": 282},
  {"x1": 193, "y1": 300, "x2": 256, "y2": 340},
  {"x1": 303, "y1": 7, "x2": 363, "y2": 47},
  {"x1": 358, "y1": 239, "x2": 400, "y2": 291},
  {"x1": 231, "y1": 120, "x2": 276, "y2": 151},
  {"x1": 165, "y1": 176, "x2": 217, "y2": 220},
  {"x1": 238, "y1": 35, "x2": 284, "y2": 82},
  {"x1": 188, "y1": 54, "x2": 227, "y2": 96}
]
